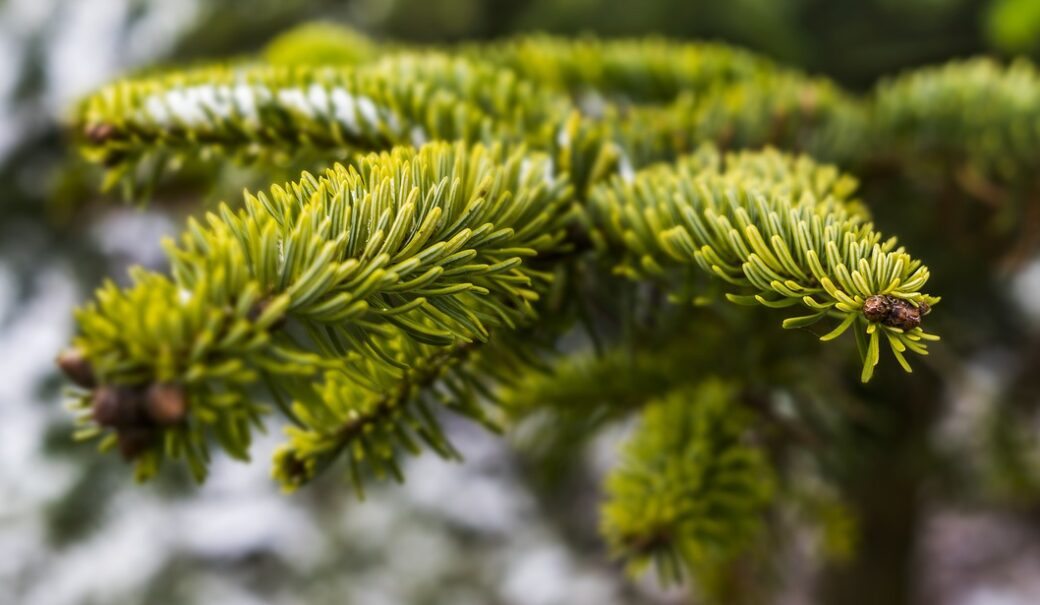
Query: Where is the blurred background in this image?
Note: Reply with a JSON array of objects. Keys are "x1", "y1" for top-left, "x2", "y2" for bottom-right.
[{"x1": 2, "y1": 0, "x2": 1040, "y2": 604}]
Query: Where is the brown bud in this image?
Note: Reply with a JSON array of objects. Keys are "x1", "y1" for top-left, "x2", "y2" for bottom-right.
[
  {"x1": 862, "y1": 295, "x2": 892, "y2": 323},
  {"x1": 917, "y1": 301, "x2": 931, "y2": 316},
  {"x1": 56, "y1": 348, "x2": 96, "y2": 388},
  {"x1": 92, "y1": 385, "x2": 146, "y2": 427},
  {"x1": 145, "y1": 383, "x2": 188, "y2": 426},
  {"x1": 84, "y1": 123, "x2": 115, "y2": 144},
  {"x1": 116, "y1": 427, "x2": 156, "y2": 460},
  {"x1": 884, "y1": 298, "x2": 922, "y2": 330}
]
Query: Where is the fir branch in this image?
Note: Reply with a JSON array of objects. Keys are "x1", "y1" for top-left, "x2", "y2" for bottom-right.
[
  {"x1": 678, "y1": 71, "x2": 867, "y2": 163},
  {"x1": 589, "y1": 146, "x2": 939, "y2": 381},
  {"x1": 272, "y1": 338, "x2": 479, "y2": 494},
  {"x1": 59, "y1": 30, "x2": 958, "y2": 498},
  {"x1": 547, "y1": 73, "x2": 866, "y2": 197},
  {"x1": 75, "y1": 55, "x2": 568, "y2": 194},
  {"x1": 67, "y1": 142, "x2": 573, "y2": 480},
  {"x1": 601, "y1": 380, "x2": 775, "y2": 585},
  {"x1": 474, "y1": 34, "x2": 778, "y2": 103},
  {"x1": 874, "y1": 57, "x2": 1040, "y2": 183},
  {"x1": 272, "y1": 333, "x2": 538, "y2": 495}
]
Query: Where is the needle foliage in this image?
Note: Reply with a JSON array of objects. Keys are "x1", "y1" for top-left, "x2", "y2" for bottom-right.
[{"x1": 61, "y1": 23, "x2": 1040, "y2": 592}]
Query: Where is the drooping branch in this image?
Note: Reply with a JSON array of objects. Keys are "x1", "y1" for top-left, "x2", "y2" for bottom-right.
[
  {"x1": 588, "y1": 146, "x2": 939, "y2": 381},
  {"x1": 66, "y1": 142, "x2": 573, "y2": 482}
]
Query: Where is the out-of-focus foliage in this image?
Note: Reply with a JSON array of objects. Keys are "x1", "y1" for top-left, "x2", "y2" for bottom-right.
[
  {"x1": 986, "y1": 0, "x2": 1040, "y2": 55},
  {"x1": 263, "y1": 21, "x2": 379, "y2": 65},
  {"x1": 874, "y1": 57, "x2": 1040, "y2": 183},
  {"x1": 601, "y1": 381, "x2": 775, "y2": 585}
]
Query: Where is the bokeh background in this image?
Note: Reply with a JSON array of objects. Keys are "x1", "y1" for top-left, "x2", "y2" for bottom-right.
[{"x1": 3, "y1": 0, "x2": 1040, "y2": 604}]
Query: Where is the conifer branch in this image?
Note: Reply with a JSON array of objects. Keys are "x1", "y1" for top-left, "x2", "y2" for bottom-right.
[
  {"x1": 76, "y1": 55, "x2": 567, "y2": 193},
  {"x1": 271, "y1": 338, "x2": 479, "y2": 494},
  {"x1": 874, "y1": 57, "x2": 1040, "y2": 183},
  {"x1": 59, "y1": 29, "x2": 961, "y2": 497},
  {"x1": 589, "y1": 146, "x2": 940, "y2": 381},
  {"x1": 73, "y1": 32, "x2": 871, "y2": 197},
  {"x1": 474, "y1": 34, "x2": 778, "y2": 102},
  {"x1": 601, "y1": 380, "x2": 775, "y2": 584},
  {"x1": 272, "y1": 333, "x2": 539, "y2": 495},
  {"x1": 67, "y1": 142, "x2": 572, "y2": 481}
]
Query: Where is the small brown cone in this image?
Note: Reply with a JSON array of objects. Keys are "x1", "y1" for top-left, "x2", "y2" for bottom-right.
[
  {"x1": 117, "y1": 427, "x2": 156, "y2": 460},
  {"x1": 56, "y1": 348, "x2": 96, "y2": 388},
  {"x1": 92, "y1": 385, "x2": 145, "y2": 427},
  {"x1": 884, "y1": 299, "x2": 922, "y2": 330},
  {"x1": 862, "y1": 295, "x2": 892, "y2": 323},
  {"x1": 145, "y1": 383, "x2": 188, "y2": 426}
]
